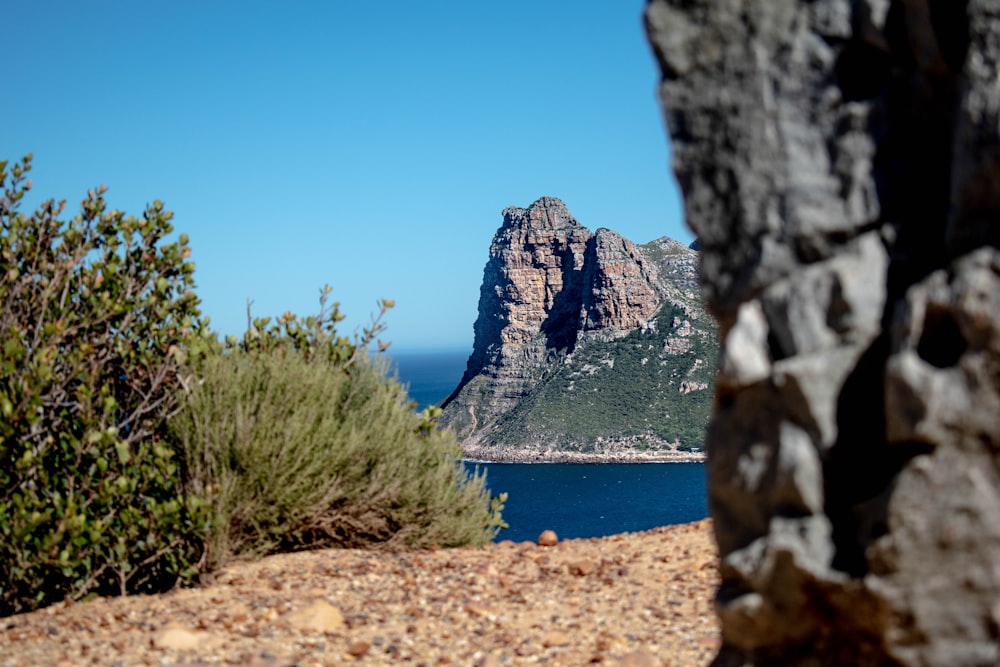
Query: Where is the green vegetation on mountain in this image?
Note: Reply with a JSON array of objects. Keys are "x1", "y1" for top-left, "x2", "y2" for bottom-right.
[
  {"x1": 492, "y1": 304, "x2": 716, "y2": 452},
  {"x1": 0, "y1": 155, "x2": 504, "y2": 616}
]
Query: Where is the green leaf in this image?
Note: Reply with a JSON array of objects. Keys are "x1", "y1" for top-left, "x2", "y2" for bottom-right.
[{"x1": 115, "y1": 441, "x2": 132, "y2": 468}]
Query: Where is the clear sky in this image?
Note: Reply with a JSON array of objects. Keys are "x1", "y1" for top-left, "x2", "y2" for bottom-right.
[{"x1": 5, "y1": 1, "x2": 687, "y2": 352}]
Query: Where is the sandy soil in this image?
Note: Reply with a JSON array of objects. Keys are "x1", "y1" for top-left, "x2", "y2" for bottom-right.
[{"x1": 0, "y1": 520, "x2": 719, "y2": 667}]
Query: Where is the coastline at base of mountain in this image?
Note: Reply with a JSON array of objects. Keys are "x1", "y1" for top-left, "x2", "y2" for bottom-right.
[{"x1": 461, "y1": 440, "x2": 706, "y2": 464}]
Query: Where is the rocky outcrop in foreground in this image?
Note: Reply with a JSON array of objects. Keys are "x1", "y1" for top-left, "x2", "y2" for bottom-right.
[
  {"x1": 646, "y1": 1, "x2": 1000, "y2": 665},
  {"x1": 440, "y1": 197, "x2": 714, "y2": 460}
]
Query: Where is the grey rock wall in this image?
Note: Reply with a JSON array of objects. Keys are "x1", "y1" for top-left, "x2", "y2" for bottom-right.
[{"x1": 645, "y1": 1, "x2": 1000, "y2": 665}]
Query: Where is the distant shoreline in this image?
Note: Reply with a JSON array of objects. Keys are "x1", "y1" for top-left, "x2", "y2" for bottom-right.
[{"x1": 460, "y1": 446, "x2": 706, "y2": 464}]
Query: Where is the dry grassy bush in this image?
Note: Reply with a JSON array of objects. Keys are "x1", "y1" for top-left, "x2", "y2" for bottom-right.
[{"x1": 170, "y1": 299, "x2": 505, "y2": 571}]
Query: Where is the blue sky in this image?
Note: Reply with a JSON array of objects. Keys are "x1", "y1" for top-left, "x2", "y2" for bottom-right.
[{"x1": 5, "y1": 1, "x2": 687, "y2": 352}]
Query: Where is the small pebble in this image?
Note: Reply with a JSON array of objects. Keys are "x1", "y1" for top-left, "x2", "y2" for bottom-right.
[
  {"x1": 285, "y1": 600, "x2": 343, "y2": 633},
  {"x1": 347, "y1": 640, "x2": 371, "y2": 657},
  {"x1": 620, "y1": 651, "x2": 659, "y2": 666},
  {"x1": 537, "y1": 530, "x2": 559, "y2": 547}
]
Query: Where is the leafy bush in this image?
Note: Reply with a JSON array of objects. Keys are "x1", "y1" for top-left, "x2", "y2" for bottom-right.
[
  {"x1": 0, "y1": 155, "x2": 208, "y2": 615},
  {"x1": 171, "y1": 291, "x2": 506, "y2": 570}
]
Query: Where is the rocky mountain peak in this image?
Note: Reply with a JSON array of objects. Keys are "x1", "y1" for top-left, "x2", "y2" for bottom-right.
[
  {"x1": 440, "y1": 199, "x2": 713, "y2": 461},
  {"x1": 500, "y1": 196, "x2": 579, "y2": 232}
]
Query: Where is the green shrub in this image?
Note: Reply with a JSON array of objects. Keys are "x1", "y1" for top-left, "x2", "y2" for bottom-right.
[
  {"x1": 0, "y1": 155, "x2": 208, "y2": 616},
  {"x1": 171, "y1": 292, "x2": 505, "y2": 570}
]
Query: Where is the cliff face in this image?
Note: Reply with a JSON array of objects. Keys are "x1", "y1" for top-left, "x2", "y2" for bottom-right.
[
  {"x1": 580, "y1": 228, "x2": 665, "y2": 332},
  {"x1": 440, "y1": 197, "x2": 713, "y2": 460},
  {"x1": 646, "y1": 1, "x2": 1000, "y2": 665},
  {"x1": 465, "y1": 197, "x2": 594, "y2": 411}
]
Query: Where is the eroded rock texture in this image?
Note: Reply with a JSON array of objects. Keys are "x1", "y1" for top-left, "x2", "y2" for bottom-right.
[{"x1": 645, "y1": 1, "x2": 1000, "y2": 665}]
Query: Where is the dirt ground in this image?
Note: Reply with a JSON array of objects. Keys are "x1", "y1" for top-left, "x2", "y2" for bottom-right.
[{"x1": 1, "y1": 520, "x2": 719, "y2": 667}]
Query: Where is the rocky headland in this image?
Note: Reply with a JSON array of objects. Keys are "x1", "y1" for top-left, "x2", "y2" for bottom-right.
[{"x1": 440, "y1": 197, "x2": 715, "y2": 462}]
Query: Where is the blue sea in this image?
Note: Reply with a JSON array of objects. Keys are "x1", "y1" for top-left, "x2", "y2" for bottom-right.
[
  {"x1": 467, "y1": 461, "x2": 707, "y2": 543},
  {"x1": 390, "y1": 349, "x2": 470, "y2": 410},
  {"x1": 390, "y1": 349, "x2": 709, "y2": 542}
]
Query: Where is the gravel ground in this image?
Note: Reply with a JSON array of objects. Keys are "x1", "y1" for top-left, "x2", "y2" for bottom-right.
[{"x1": 1, "y1": 520, "x2": 719, "y2": 667}]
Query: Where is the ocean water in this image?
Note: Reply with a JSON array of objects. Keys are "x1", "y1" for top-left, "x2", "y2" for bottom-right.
[
  {"x1": 468, "y1": 462, "x2": 707, "y2": 543},
  {"x1": 390, "y1": 349, "x2": 470, "y2": 410},
  {"x1": 392, "y1": 348, "x2": 709, "y2": 541}
]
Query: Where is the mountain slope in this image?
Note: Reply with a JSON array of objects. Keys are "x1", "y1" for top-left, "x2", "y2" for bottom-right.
[{"x1": 440, "y1": 197, "x2": 715, "y2": 461}]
